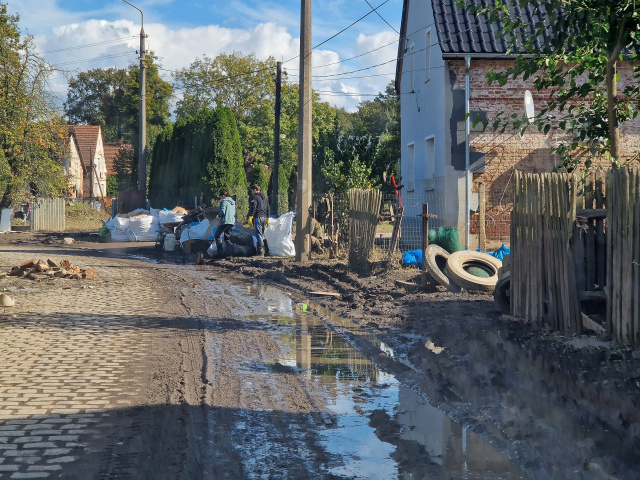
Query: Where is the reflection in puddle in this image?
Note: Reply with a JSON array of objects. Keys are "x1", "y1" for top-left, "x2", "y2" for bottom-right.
[{"x1": 249, "y1": 283, "x2": 528, "y2": 479}]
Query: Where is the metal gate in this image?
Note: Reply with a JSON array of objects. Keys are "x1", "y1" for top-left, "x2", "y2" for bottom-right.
[{"x1": 30, "y1": 197, "x2": 65, "y2": 231}]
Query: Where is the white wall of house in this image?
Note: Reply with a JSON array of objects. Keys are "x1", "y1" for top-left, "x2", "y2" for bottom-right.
[
  {"x1": 91, "y1": 133, "x2": 107, "y2": 199},
  {"x1": 64, "y1": 136, "x2": 83, "y2": 198},
  {"x1": 399, "y1": 0, "x2": 456, "y2": 230}
]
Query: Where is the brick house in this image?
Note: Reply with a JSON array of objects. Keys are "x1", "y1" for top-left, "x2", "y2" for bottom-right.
[
  {"x1": 61, "y1": 126, "x2": 108, "y2": 200},
  {"x1": 394, "y1": 0, "x2": 640, "y2": 245}
]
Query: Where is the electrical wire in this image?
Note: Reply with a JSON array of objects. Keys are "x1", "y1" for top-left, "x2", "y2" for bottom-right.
[
  {"x1": 312, "y1": 0, "x2": 392, "y2": 50},
  {"x1": 364, "y1": 0, "x2": 399, "y2": 33},
  {"x1": 42, "y1": 36, "x2": 137, "y2": 54},
  {"x1": 51, "y1": 51, "x2": 135, "y2": 68}
]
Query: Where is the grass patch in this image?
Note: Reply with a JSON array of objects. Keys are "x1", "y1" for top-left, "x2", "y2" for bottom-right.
[{"x1": 66, "y1": 202, "x2": 110, "y2": 232}]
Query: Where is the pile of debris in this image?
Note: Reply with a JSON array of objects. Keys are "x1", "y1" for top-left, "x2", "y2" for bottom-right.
[{"x1": 2, "y1": 259, "x2": 97, "y2": 280}]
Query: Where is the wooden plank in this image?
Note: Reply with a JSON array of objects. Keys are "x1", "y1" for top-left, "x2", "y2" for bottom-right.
[
  {"x1": 595, "y1": 171, "x2": 606, "y2": 292},
  {"x1": 605, "y1": 170, "x2": 613, "y2": 338},
  {"x1": 512, "y1": 172, "x2": 521, "y2": 317},
  {"x1": 621, "y1": 169, "x2": 633, "y2": 343},
  {"x1": 582, "y1": 313, "x2": 607, "y2": 337},
  {"x1": 579, "y1": 291, "x2": 607, "y2": 301},
  {"x1": 576, "y1": 208, "x2": 607, "y2": 220},
  {"x1": 479, "y1": 182, "x2": 486, "y2": 251},
  {"x1": 542, "y1": 173, "x2": 556, "y2": 330},
  {"x1": 632, "y1": 170, "x2": 640, "y2": 345}
]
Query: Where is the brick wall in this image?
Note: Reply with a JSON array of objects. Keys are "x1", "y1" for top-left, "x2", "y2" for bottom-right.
[{"x1": 449, "y1": 59, "x2": 640, "y2": 240}]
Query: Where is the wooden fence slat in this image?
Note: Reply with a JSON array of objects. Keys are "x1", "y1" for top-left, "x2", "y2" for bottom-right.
[
  {"x1": 632, "y1": 171, "x2": 640, "y2": 344},
  {"x1": 595, "y1": 170, "x2": 606, "y2": 291}
]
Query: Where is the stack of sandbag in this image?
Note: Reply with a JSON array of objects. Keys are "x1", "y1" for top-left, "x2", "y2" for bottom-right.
[{"x1": 104, "y1": 209, "x2": 160, "y2": 242}]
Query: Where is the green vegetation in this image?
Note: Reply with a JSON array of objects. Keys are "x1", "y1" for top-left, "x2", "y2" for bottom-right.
[
  {"x1": 148, "y1": 106, "x2": 248, "y2": 216},
  {"x1": 0, "y1": 5, "x2": 68, "y2": 207},
  {"x1": 466, "y1": 0, "x2": 640, "y2": 168}
]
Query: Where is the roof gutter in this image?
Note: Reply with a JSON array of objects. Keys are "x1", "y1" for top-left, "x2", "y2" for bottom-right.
[
  {"x1": 394, "y1": 0, "x2": 410, "y2": 94},
  {"x1": 442, "y1": 52, "x2": 535, "y2": 60}
]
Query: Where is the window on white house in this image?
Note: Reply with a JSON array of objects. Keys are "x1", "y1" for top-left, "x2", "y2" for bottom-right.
[
  {"x1": 425, "y1": 137, "x2": 435, "y2": 191},
  {"x1": 410, "y1": 44, "x2": 415, "y2": 92},
  {"x1": 407, "y1": 143, "x2": 415, "y2": 191},
  {"x1": 425, "y1": 30, "x2": 431, "y2": 83}
]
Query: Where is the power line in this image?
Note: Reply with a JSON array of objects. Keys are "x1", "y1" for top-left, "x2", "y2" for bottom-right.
[
  {"x1": 42, "y1": 36, "x2": 137, "y2": 54},
  {"x1": 364, "y1": 0, "x2": 399, "y2": 33},
  {"x1": 52, "y1": 51, "x2": 135, "y2": 68},
  {"x1": 313, "y1": 0, "x2": 392, "y2": 50}
]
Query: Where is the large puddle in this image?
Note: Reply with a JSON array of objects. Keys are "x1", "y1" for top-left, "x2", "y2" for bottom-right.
[{"x1": 246, "y1": 282, "x2": 528, "y2": 479}]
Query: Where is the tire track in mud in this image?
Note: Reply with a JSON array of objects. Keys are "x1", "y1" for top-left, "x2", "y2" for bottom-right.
[{"x1": 172, "y1": 268, "x2": 343, "y2": 479}]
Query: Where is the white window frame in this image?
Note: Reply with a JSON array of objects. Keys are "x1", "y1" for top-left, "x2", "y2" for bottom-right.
[
  {"x1": 425, "y1": 30, "x2": 431, "y2": 83},
  {"x1": 406, "y1": 142, "x2": 415, "y2": 192},
  {"x1": 424, "y1": 136, "x2": 435, "y2": 191},
  {"x1": 410, "y1": 44, "x2": 415, "y2": 92}
]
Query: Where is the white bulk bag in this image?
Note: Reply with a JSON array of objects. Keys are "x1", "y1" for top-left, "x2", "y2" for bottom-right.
[{"x1": 264, "y1": 212, "x2": 295, "y2": 257}]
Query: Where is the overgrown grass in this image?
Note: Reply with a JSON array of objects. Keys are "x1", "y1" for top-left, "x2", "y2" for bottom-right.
[{"x1": 65, "y1": 202, "x2": 110, "y2": 232}]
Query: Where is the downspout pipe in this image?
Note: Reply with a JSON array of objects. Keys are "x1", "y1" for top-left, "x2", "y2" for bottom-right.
[{"x1": 465, "y1": 55, "x2": 471, "y2": 250}]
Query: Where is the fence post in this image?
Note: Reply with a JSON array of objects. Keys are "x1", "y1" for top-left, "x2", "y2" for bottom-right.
[
  {"x1": 478, "y1": 181, "x2": 486, "y2": 251},
  {"x1": 419, "y1": 204, "x2": 437, "y2": 287}
]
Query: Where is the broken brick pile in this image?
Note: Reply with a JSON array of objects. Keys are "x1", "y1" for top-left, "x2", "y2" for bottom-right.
[{"x1": 3, "y1": 259, "x2": 97, "y2": 280}]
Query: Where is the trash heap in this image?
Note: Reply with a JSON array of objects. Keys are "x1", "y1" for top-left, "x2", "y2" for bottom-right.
[{"x1": 2, "y1": 259, "x2": 97, "y2": 280}]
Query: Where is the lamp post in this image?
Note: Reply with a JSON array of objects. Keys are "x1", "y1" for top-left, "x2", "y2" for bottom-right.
[{"x1": 122, "y1": 0, "x2": 147, "y2": 201}]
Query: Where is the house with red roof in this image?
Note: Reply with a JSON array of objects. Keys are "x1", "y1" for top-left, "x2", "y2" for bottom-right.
[{"x1": 61, "y1": 125, "x2": 108, "y2": 200}]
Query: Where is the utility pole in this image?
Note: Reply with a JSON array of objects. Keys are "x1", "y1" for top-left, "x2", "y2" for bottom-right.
[
  {"x1": 271, "y1": 61, "x2": 282, "y2": 216},
  {"x1": 296, "y1": 0, "x2": 312, "y2": 262},
  {"x1": 122, "y1": 1, "x2": 146, "y2": 204}
]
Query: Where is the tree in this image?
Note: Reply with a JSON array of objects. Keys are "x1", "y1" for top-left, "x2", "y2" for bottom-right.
[
  {"x1": 250, "y1": 163, "x2": 268, "y2": 193},
  {"x1": 0, "y1": 5, "x2": 67, "y2": 206},
  {"x1": 64, "y1": 54, "x2": 172, "y2": 188},
  {"x1": 64, "y1": 67, "x2": 128, "y2": 142},
  {"x1": 467, "y1": 0, "x2": 640, "y2": 168}
]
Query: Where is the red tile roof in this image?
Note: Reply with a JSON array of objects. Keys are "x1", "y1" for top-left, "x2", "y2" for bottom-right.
[
  {"x1": 61, "y1": 125, "x2": 100, "y2": 169},
  {"x1": 103, "y1": 142, "x2": 133, "y2": 175}
]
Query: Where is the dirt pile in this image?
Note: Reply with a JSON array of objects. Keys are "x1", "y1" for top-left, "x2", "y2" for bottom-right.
[{"x1": 3, "y1": 258, "x2": 97, "y2": 280}]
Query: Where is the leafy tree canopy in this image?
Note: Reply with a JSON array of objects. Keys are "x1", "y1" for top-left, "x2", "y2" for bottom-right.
[
  {"x1": 466, "y1": 0, "x2": 640, "y2": 168},
  {"x1": 0, "y1": 4, "x2": 67, "y2": 206}
]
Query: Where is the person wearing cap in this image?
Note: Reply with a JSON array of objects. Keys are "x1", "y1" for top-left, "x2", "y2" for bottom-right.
[
  {"x1": 214, "y1": 190, "x2": 236, "y2": 256},
  {"x1": 247, "y1": 184, "x2": 270, "y2": 256}
]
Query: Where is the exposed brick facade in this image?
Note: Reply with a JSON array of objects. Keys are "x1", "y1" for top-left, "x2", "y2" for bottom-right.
[{"x1": 448, "y1": 59, "x2": 640, "y2": 240}]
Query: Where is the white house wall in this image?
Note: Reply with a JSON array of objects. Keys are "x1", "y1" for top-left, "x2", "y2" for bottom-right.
[{"x1": 400, "y1": 0, "x2": 454, "y2": 233}]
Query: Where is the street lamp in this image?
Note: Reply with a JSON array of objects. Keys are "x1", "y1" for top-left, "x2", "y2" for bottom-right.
[{"x1": 122, "y1": 0, "x2": 147, "y2": 201}]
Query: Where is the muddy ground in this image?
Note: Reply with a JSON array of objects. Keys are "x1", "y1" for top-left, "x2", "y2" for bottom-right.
[{"x1": 2, "y1": 229, "x2": 640, "y2": 479}]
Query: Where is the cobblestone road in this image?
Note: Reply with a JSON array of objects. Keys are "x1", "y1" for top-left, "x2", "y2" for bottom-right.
[{"x1": 0, "y1": 245, "x2": 202, "y2": 479}]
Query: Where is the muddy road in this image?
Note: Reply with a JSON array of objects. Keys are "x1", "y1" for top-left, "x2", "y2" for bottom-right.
[{"x1": 0, "y1": 234, "x2": 638, "y2": 479}]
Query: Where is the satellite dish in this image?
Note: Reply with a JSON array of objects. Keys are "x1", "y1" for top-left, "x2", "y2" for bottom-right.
[{"x1": 524, "y1": 90, "x2": 535, "y2": 124}]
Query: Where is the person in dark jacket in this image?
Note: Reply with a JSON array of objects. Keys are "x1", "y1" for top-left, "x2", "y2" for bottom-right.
[
  {"x1": 247, "y1": 184, "x2": 270, "y2": 256},
  {"x1": 214, "y1": 190, "x2": 236, "y2": 256}
]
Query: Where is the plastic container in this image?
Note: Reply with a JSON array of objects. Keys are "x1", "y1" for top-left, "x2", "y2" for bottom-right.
[{"x1": 164, "y1": 233, "x2": 176, "y2": 251}]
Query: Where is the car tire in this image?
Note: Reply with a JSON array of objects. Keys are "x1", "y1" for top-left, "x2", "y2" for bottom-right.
[
  {"x1": 445, "y1": 251, "x2": 502, "y2": 292},
  {"x1": 424, "y1": 244, "x2": 461, "y2": 293},
  {"x1": 493, "y1": 272, "x2": 511, "y2": 314}
]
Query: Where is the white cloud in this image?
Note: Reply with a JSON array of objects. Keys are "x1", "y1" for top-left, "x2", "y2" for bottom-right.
[{"x1": 8, "y1": 0, "x2": 400, "y2": 112}]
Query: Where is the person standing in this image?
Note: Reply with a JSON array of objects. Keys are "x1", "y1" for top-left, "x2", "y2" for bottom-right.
[
  {"x1": 248, "y1": 184, "x2": 270, "y2": 256},
  {"x1": 214, "y1": 190, "x2": 236, "y2": 256}
]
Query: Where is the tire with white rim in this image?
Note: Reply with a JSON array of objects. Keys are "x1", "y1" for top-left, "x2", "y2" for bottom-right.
[
  {"x1": 424, "y1": 244, "x2": 461, "y2": 293},
  {"x1": 445, "y1": 251, "x2": 502, "y2": 292}
]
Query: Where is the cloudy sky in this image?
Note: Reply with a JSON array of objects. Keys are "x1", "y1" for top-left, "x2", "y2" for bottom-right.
[{"x1": 5, "y1": 0, "x2": 402, "y2": 112}]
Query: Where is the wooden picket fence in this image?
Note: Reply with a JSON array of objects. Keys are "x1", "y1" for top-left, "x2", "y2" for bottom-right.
[
  {"x1": 510, "y1": 168, "x2": 640, "y2": 346},
  {"x1": 606, "y1": 168, "x2": 640, "y2": 345},
  {"x1": 348, "y1": 189, "x2": 382, "y2": 273},
  {"x1": 510, "y1": 172, "x2": 582, "y2": 333}
]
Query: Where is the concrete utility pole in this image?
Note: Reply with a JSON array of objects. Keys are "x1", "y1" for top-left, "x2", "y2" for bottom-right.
[
  {"x1": 122, "y1": 0, "x2": 147, "y2": 200},
  {"x1": 296, "y1": 0, "x2": 312, "y2": 262},
  {"x1": 271, "y1": 61, "x2": 282, "y2": 216}
]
